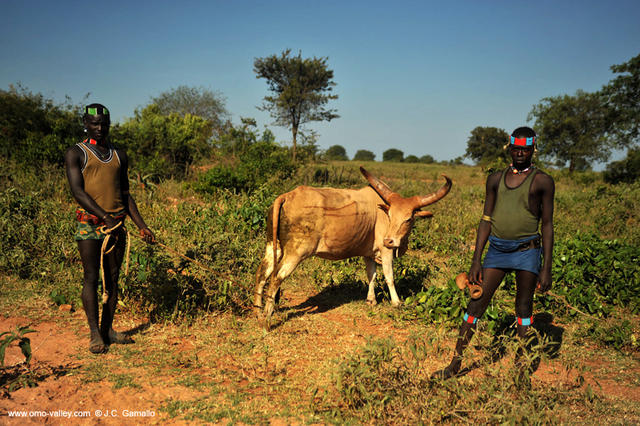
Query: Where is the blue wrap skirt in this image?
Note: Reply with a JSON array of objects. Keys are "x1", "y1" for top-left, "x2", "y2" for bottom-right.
[{"x1": 482, "y1": 235, "x2": 542, "y2": 275}]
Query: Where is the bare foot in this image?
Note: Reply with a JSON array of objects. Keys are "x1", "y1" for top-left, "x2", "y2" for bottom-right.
[{"x1": 89, "y1": 332, "x2": 108, "y2": 354}]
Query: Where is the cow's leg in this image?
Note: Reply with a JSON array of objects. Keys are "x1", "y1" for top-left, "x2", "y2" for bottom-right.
[
  {"x1": 261, "y1": 253, "x2": 303, "y2": 329},
  {"x1": 253, "y1": 243, "x2": 279, "y2": 312},
  {"x1": 365, "y1": 257, "x2": 378, "y2": 306},
  {"x1": 381, "y1": 252, "x2": 402, "y2": 307}
]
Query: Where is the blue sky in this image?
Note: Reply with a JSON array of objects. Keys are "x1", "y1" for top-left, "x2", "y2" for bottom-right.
[{"x1": 1, "y1": 0, "x2": 639, "y2": 164}]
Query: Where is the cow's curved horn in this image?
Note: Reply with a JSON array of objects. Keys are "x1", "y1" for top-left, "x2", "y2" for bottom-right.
[
  {"x1": 417, "y1": 174, "x2": 452, "y2": 207},
  {"x1": 360, "y1": 166, "x2": 395, "y2": 203}
]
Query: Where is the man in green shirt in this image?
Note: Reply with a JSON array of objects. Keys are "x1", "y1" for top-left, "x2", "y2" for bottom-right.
[{"x1": 433, "y1": 126, "x2": 555, "y2": 380}]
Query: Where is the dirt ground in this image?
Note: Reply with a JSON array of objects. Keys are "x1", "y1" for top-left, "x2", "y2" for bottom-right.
[{"x1": 1, "y1": 288, "x2": 639, "y2": 424}]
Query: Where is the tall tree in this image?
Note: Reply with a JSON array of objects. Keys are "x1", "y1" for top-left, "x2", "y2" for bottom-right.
[
  {"x1": 151, "y1": 85, "x2": 229, "y2": 133},
  {"x1": 464, "y1": 126, "x2": 509, "y2": 164},
  {"x1": 254, "y1": 49, "x2": 339, "y2": 162},
  {"x1": 528, "y1": 90, "x2": 612, "y2": 172},
  {"x1": 602, "y1": 53, "x2": 640, "y2": 145}
]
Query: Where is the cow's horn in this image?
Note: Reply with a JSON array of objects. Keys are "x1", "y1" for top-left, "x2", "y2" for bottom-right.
[
  {"x1": 417, "y1": 174, "x2": 452, "y2": 207},
  {"x1": 360, "y1": 166, "x2": 395, "y2": 203}
]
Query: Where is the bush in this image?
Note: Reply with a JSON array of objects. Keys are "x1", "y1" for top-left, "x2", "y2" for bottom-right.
[
  {"x1": 539, "y1": 233, "x2": 640, "y2": 317},
  {"x1": 111, "y1": 104, "x2": 213, "y2": 180},
  {"x1": 604, "y1": 147, "x2": 640, "y2": 184},
  {"x1": 353, "y1": 149, "x2": 375, "y2": 162},
  {"x1": 419, "y1": 154, "x2": 434, "y2": 164},
  {"x1": 325, "y1": 144, "x2": 348, "y2": 161},
  {"x1": 0, "y1": 85, "x2": 83, "y2": 165},
  {"x1": 383, "y1": 148, "x2": 404, "y2": 162},
  {"x1": 194, "y1": 141, "x2": 295, "y2": 194}
]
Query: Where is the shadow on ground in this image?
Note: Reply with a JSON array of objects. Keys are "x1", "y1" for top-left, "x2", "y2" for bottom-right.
[
  {"x1": 268, "y1": 264, "x2": 433, "y2": 330},
  {"x1": 445, "y1": 312, "x2": 565, "y2": 378}
]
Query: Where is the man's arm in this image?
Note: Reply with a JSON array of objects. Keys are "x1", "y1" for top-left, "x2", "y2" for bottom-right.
[
  {"x1": 118, "y1": 149, "x2": 155, "y2": 243},
  {"x1": 537, "y1": 173, "x2": 555, "y2": 292},
  {"x1": 469, "y1": 172, "x2": 500, "y2": 284},
  {"x1": 64, "y1": 146, "x2": 110, "y2": 220}
]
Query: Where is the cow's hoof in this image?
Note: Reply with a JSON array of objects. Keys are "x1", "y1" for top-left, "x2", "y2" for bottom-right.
[
  {"x1": 366, "y1": 299, "x2": 377, "y2": 306},
  {"x1": 391, "y1": 300, "x2": 402, "y2": 308}
]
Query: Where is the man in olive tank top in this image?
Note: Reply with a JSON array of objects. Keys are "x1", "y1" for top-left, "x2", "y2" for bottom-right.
[
  {"x1": 433, "y1": 126, "x2": 555, "y2": 380},
  {"x1": 65, "y1": 104, "x2": 155, "y2": 354}
]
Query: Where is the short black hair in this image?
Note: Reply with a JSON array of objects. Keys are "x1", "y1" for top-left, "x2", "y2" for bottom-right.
[{"x1": 511, "y1": 126, "x2": 536, "y2": 138}]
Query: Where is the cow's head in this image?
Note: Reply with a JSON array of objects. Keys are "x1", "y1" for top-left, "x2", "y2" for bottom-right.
[{"x1": 360, "y1": 167, "x2": 452, "y2": 252}]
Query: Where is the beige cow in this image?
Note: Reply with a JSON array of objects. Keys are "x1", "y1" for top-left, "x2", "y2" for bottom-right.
[{"x1": 254, "y1": 167, "x2": 451, "y2": 328}]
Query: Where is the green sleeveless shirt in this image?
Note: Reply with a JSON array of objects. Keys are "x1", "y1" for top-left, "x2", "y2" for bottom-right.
[{"x1": 490, "y1": 168, "x2": 540, "y2": 240}]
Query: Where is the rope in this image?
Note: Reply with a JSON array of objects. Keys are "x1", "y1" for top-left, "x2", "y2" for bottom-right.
[{"x1": 97, "y1": 221, "x2": 129, "y2": 304}]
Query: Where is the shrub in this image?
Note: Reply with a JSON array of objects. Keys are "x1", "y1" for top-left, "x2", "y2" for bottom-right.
[
  {"x1": 0, "y1": 85, "x2": 83, "y2": 165},
  {"x1": 111, "y1": 104, "x2": 213, "y2": 180},
  {"x1": 538, "y1": 233, "x2": 640, "y2": 317},
  {"x1": 325, "y1": 144, "x2": 348, "y2": 161},
  {"x1": 419, "y1": 154, "x2": 434, "y2": 164},
  {"x1": 604, "y1": 147, "x2": 640, "y2": 184},
  {"x1": 353, "y1": 149, "x2": 375, "y2": 162},
  {"x1": 194, "y1": 141, "x2": 295, "y2": 194},
  {"x1": 383, "y1": 148, "x2": 403, "y2": 162}
]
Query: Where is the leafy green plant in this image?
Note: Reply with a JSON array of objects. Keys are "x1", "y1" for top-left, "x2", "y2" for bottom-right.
[
  {"x1": 194, "y1": 141, "x2": 296, "y2": 194},
  {"x1": 403, "y1": 278, "x2": 467, "y2": 326},
  {"x1": 539, "y1": 233, "x2": 640, "y2": 317},
  {"x1": 0, "y1": 325, "x2": 35, "y2": 367}
]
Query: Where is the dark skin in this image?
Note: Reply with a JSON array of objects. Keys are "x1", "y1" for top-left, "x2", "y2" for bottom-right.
[
  {"x1": 435, "y1": 143, "x2": 555, "y2": 378},
  {"x1": 65, "y1": 112, "x2": 155, "y2": 354}
]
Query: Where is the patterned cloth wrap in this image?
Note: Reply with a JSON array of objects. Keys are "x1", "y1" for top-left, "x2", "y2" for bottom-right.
[
  {"x1": 74, "y1": 208, "x2": 126, "y2": 240},
  {"x1": 482, "y1": 234, "x2": 542, "y2": 275}
]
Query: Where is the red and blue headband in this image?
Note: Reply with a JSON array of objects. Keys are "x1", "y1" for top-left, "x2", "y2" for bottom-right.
[{"x1": 510, "y1": 136, "x2": 535, "y2": 146}]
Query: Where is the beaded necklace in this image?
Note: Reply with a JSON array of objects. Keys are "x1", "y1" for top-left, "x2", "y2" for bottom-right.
[{"x1": 510, "y1": 164, "x2": 534, "y2": 175}]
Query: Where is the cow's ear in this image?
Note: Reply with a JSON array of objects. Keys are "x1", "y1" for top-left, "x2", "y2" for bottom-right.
[
  {"x1": 415, "y1": 210, "x2": 433, "y2": 219},
  {"x1": 378, "y1": 204, "x2": 390, "y2": 214}
]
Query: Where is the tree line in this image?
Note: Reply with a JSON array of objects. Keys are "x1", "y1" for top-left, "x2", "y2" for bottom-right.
[{"x1": 324, "y1": 145, "x2": 436, "y2": 164}]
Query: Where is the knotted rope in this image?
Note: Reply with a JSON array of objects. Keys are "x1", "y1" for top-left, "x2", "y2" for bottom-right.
[{"x1": 97, "y1": 221, "x2": 130, "y2": 304}]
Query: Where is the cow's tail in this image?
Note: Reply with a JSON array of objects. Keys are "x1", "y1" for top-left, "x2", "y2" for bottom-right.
[{"x1": 271, "y1": 194, "x2": 286, "y2": 274}]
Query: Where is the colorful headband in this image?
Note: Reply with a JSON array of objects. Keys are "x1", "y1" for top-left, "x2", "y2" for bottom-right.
[
  {"x1": 85, "y1": 106, "x2": 109, "y2": 116},
  {"x1": 510, "y1": 136, "x2": 535, "y2": 146}
]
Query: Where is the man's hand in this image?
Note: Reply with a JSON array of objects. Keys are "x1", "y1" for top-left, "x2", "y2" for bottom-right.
[
  {"x1": 536, "y1": 269, "x2": 552, "y2": 293},
  {"x1": 103, "y1": 214, "x2": 120, "y2": 231},
  {"x1": 469, "y1": 260, "x2": 483, "y2": 285},
  {"x1": 139, "y1": 227, "x2": 155, "y2": 244}
]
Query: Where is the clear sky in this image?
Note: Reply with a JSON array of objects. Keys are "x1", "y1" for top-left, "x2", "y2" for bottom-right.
[{"x1": 1, "y1": 0, "x2": 639, "y2": 163}]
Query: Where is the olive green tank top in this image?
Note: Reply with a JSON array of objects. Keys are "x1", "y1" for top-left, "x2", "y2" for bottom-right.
[
  {"x1": 77, "y1": 142, "x2": 124, "y2": 214},
  {"x1": 490, "y1": 168, "x2": 539, "y2": 240}
]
